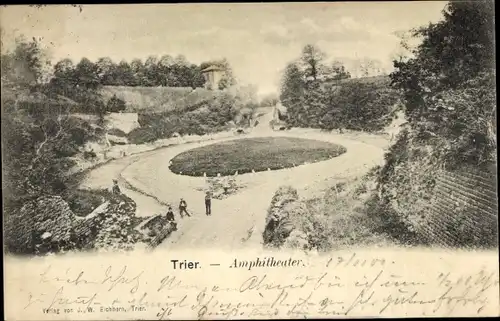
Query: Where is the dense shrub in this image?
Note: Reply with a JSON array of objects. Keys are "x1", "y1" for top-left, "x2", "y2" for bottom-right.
[
  {"x1": 282, "y1": 76, "x2": 400, "y2": 132},
  {"x1": 129, "y1": 92, "x2": 254, "y2": 144},
  {"x1": 263, "y1": 181, "x2": 393, "y2": 251},
  {"x1": 62, "y1": 188, "x2": 111, "y2": 217},
  {"x1": 279, "y1": 44, "x2": 400, "y2": 132},
  {"x1": 2, "y1": 100, "x2": 102, "y2": 212},
  {"x1": 83, "y1": 150, "x2": 97, "y2": 160},
  {"x1": 263, "y1": 186, "x2": 302, "y2": 248},
  {"x1": 368, "y1": 1, "x2": 497, "y2": 249},
  {"x1": 321, "y1": 82, "x2": 399, "y2": 132},
  {"x1": 127, "y1": 126, "x2": 159, "y2": 144},
  {"x1": 2, "y1": 36, "x2": 109, "y2": 255},
  {"x1": 106, "y1": 94, "x2": 126, "y2": 112}
]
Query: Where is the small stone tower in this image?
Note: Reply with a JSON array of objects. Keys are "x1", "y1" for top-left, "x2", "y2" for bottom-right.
[{"x1": 201, "y1": 65, "x2": 225, "y2": 90}]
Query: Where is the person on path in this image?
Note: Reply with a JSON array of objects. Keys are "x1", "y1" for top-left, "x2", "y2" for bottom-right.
[
  {"x1": 112, "y1": 179, "x2": 121, "y2": 194},
  {"x1": 166, "y1": 206, "x2": 175, "y2": 222},
  {"x1": 165, "y1": 206, "x2": 177, "y2": 231},
  {"x1": 179, "y1": 198, "x2": 191, "y2": 218},
  {"x1": 205, "y1": 191, "x2": 212, "y2": 216}
]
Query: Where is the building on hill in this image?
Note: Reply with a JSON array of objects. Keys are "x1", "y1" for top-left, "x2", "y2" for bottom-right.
[{"x1": 201, "y1": 65, "x2": 225, "y2": 90}]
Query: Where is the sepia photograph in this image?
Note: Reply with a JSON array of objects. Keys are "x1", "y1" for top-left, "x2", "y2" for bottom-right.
[{"x1": 2, "y1": 1, "x2": 498, "y2": 320}]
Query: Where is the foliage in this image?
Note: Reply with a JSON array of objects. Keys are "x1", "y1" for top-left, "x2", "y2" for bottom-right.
[
  {"x1": 128, "y1": 91, "x2": 254, "y2": 144},
  {"x1": 263, "y1": 181, "x2": 393, "y2": 251},
  {"x1": 389, "y1": 0, "x2": 495, "y2": 168},
  {"x1": 62, "y1": 188, "x2": 111, "y2": 217},
  {"x1": 127, "y1": 126, "x2": 160, "y2": 144},
  {"x1": 106, "y1": 94, "x2": 127, "y2": 112},
  {"x1": 2, "y1": 100, "x2": 101, "y2": 210},
  {"x1": 320, "y1": 83, "x2": 399, "y2": 132},
  {"x1": 299, "y1": 44, "x2": 328, "y2": 82},
  {"x1": 279, "y1": 62, "x2": 305, "y2": 122},
  {"x1": 280, "y1": 44, "x2": 396, "y2": 132},
  {"x1": 369, "y1": 1, "x2": 497, "y2": 249},
  {"x1": 263, "y1": 186, "x2": 301, "y2": 248},
  {"x1": 48, "y1": 55, "x2": 236, "y2": 90},
  {"x1": 2, "y1": 36, "x2": 107, "y2": 255},
  {"x1": 1, "y1": 35, "x2": 52, "y2": 88}
]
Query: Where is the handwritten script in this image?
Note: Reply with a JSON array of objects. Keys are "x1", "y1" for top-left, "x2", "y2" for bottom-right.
[{"x1": 6, "y1": 251, "x2": 500, "y2": 320}]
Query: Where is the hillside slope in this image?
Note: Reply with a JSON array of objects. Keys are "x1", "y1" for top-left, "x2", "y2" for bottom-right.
[{"x1": 101, "y1": 86, "x2": 219, "y2": 113}]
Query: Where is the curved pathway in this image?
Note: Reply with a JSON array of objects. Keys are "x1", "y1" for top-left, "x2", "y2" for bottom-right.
[{"x1": 82, "y1": 109, "x2": 388, "y2": 251}]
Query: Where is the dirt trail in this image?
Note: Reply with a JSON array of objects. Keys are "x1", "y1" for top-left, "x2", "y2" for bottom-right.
[{"x1": 82, "y1": 108, "x2": 388, "y2": 250}]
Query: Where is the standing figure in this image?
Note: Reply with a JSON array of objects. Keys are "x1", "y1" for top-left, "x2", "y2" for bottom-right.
[
  {"x1": 112, "y1": 179, "x2": 121, "y2": 194},
  {"x1": 205, "y1": 191, "x2": 212, "y2": 216},
  {"x1": 166, "y1": 206, "x2": 177, "y2": 231},
  {"x1": 179, "y1": 198, "x2": 191, "y2": 218}
]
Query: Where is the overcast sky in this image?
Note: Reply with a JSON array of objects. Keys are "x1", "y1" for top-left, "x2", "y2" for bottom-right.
[{"x1": 1, "y1": 3, "x2": 447, "y2": 95}]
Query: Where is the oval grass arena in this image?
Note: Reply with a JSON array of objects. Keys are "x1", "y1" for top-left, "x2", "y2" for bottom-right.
[{"x1": 169, "y1": 136, "x2": 347, "y2": 177}]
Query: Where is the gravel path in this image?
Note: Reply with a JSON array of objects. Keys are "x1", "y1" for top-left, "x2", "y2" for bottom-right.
[{"x1": 82, "y1": 109, "x2": 388, "y2": 251}]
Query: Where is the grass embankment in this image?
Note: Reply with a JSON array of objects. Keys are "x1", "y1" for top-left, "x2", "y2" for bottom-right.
[
  {"x1": 169, "y1": 137, "x2": 346, "y2": 177},
  {"x1": 101, "y1": 86, "x2": 216, "y2": 113},
  {"x1": 263, "y1": 171, "x2": 397, "y2": 251}
]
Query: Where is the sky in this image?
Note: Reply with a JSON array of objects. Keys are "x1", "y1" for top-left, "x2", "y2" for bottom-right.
[{"x1": 1, "y1": 3, "x2": 447, "y2": 96}]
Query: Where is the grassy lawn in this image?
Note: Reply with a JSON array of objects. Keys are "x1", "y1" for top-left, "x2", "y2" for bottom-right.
[{"x1": 169, "y1": 136, "x2": 346, "y2": 177}]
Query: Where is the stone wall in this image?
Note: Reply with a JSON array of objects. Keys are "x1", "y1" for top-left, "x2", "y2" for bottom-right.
[
  {"x1": 147, "y1": 225, "x2": 177, "y2": 249},
  {"x1": 4, "y1": 196, "x2": 77, "y2": 253},
  {"x1": 417, "y1": 165, "x2": 498, "y2": 249},
  {"x1": 4, "y1": 192, "x2": 146, "y2": 255}
]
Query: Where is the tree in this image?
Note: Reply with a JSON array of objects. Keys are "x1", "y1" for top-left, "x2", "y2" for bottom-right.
[
  {"x1": 187, "y1": 64, "x2": 206, "y2": 89},
  {"x1": 50, "y1": 58, "x2": 76, "y2": 92},
  {"x1": 113, "y1": 60, "x2": 136, "y2": 86},
  {"x1": 53, "y1": 58, "x2": 75, "y2": 78},
  {"x1": 130, "y1": 58, "x2": 146, "y2": 86},
  {"x1": 95, "y1": 57, "x2": 115, "y2": 85},
  {"x1": 299, "y1": 44, "x2": 327, "y2": 83},
  {"x1": 217, "y1": 58, "x2": 237, "y2": 89},
  {"x1": 301, "y1": 82, "x2": 327, "y2": 127},
  {"x1": 1, "y1": 36, "x2": 51, "y2": 88},
  {"x1": 157, "y1": 55, "x2": 174, "y2": 86},
  {"x1": 74, "y1": 58, "x2": 100, "y2": 89},
  {"x1": 279, "y1": 62, "x2": 305, "y2": 125},
  {"x1": 389, "y1": 0, "x2": 495, "y2": 166},
  {"x1": 391, "y1": 0, "x2": 495, "y2": 122},
  {"x1": 159, "y1": 55, "x2": 174, "y2": 68},
  {"x1": 174, "y1": 54, "x2": 188, "y2": 67},
  {"x1": 328, "y1": 61, "x2": 351, "y2": 81},
  {"x1": 144, "y1": 55, "x2": 160, "y2": 86}
]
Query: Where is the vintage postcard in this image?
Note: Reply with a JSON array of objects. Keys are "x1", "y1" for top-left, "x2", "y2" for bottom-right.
[{"x1": 2, "y1": 2, "x2": 498, "y2": 320}]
